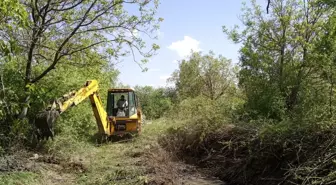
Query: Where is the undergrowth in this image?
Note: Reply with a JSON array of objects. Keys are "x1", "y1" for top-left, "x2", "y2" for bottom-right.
[
  {"x1": 0, "y1": 116, "x2": 186, "y2": 185},
  {"x1": 160, "y1": 118, "x2": 336, "y2": 185}
]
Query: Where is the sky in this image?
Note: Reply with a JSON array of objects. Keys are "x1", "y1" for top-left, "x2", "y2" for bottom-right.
[{"x1": 117, "y1": 0, "x2": 267, "y2": 88}]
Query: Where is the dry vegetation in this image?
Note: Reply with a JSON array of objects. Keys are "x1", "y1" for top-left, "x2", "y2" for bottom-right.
[
  {"x1": 0, "y1": 120, "x2": 225, "y2": 185},
  {"x1": 159, "y1": 119, "x2": 336, "y2": 185}
]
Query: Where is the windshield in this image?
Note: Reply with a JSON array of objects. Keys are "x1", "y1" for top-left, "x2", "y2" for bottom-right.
[{"x1": 106, "y1": 91, "x2": 136, "y2": 117}]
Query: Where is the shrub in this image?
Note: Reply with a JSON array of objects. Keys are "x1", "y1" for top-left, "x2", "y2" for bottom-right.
[{"x1": 160, "y1": 118, "x2": 336, "y2": 185}]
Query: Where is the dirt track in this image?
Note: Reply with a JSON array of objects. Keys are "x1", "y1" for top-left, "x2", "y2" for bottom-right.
[{"x1": 0, "y1": 123, "x2": 226, "y2": 185}]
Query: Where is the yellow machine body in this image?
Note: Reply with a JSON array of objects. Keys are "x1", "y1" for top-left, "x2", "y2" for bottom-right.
[{"x1": 38, "y1": 80, "x2": 142, "y2": 138}]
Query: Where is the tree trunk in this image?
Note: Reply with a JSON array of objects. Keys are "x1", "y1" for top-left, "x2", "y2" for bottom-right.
[
  {"x1": 286, "y1": 0, "x2": 310, "y2": 112},
  {"x1": 17, "y1": 6, "x2": 39, "y2": 119},
  {"x1": 330, "y1": 60, "x2": 334, "y2": 117},
  {"x1": 279, "y1": 22, "x2": 286, "y2": 98}
]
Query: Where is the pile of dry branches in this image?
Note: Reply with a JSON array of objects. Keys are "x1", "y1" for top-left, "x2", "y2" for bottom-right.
[{"x1": 160, "y1": 120, "x2": 336, "y2": 185}]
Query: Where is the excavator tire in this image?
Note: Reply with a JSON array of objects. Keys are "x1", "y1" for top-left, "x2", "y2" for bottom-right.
[{"x1": 34, "y1": 110, "x2": 60, "y2": 140}]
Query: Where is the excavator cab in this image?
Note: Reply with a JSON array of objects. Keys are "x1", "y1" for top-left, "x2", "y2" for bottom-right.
[
  {"x1": 106, "y1": 89, "x2": 142, "y2": 135},
  {"x1": 107, "y1": 89, "x2": 135, "y2": 117}
]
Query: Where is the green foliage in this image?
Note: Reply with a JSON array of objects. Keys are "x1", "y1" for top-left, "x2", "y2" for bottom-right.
[
  {"x1": 0, "y1": 0, "x2": 161, "y2": 150},
  {"x1": 134, "y1": 86, "x2": 172, "y2": 119},
  {"x1": 161, "y1": 1, "x2": 336, "y2": 185},
  {"x1": 170, "y1": 51, "x2": 236, "y2": 101},
  {"x1": 1, "y1": 0, "x2": 162, "y2": 120},
  {"x1": 166, "y1": 50, "x2": 242, "y2": 124},
  {"x1": 0, "y1": 0, "x2": 28, "y2": 28},
  {"x1": 0, "y1": 0, "x2": 27, "y2": 122},
  {"x1": 2, "y1": 0, "x2": 336, "y2": 184},
  {"x1": 224, "y1": 0, "x2": 335, "y2": 121},
  {"x1": 0, "y1": 40, "x2": 118, "y2": 148},
  {"x1": 10, "y1": 0, "x2": 162, "y2": 85},
  {"x1": 319, "y1": 0, "x2": 336, "y2": 7}
]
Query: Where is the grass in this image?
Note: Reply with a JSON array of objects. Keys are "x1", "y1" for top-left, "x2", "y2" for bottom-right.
[
  {"x1": 0, "y1": 118, "x2": 228, "y2": 185},
  {"x1": 0, "y1": 119, "x2": 174, "y2": 185},
  {"x1": 0, "y1": 172, "x2": 41, "y2": 185}
]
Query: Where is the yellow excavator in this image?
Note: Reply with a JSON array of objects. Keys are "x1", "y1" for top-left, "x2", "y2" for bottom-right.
[{"x1": 34, "y1": 80, "x2": 142, "y2": 140}]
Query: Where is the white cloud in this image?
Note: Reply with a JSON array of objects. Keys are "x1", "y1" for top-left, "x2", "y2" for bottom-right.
[
  {"x1": 168, "y1": 36, "x2": 201, "y2": 58},
  {"x1": 172, "y1": 60, "x2": 178, "y2": 64},
  {"x1": 159, "y1": 75, "x2": 170, "y2": 80}
]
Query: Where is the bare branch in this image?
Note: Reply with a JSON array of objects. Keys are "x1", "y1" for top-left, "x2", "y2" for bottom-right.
[
  {"x1": 50, "y1": 0, "x2": 84, "y2": 12},
  {"x1": 59, "y1": 40, "x2": 109, "y2": 58},
  {"x1": 44, "y1": 18, "x2": 65, "y2": 27},
  {"x1": 35, "y1": 44, "x2": 58, "y2": 51},
  {"x1": 33, "y1": 53, "x2": 52, "y2": 61},
  {"x1": 76, "y1": 23, "x2": 126, "y2": 34},
  {"x1": 128, "y1": 43, "x2": 146, "y2": 71},
  {"x1": 80, "y1": 1, "x2": 125, "y2": 27},
  {"x1": 31, "y1": 0, "x2": 98, "y2": 83},
  {"x1": 121, "y1": 38, "x2": 155, "y2": 57},
  {"x1": 34, "y1": 0, "x2": 43, "y2": 19}
]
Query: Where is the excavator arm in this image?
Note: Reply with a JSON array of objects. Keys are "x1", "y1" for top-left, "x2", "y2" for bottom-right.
[{"x1": 34, "y1": 80, "x2": 113, "y2": 140}]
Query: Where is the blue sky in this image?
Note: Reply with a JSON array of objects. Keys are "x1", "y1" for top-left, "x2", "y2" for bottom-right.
[{"x1": 117, "y1": 0, "x2": 267, "y2": 88}]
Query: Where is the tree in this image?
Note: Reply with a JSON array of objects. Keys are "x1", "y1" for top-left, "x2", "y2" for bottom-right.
[
  {"x1": 169, "y1": 53, "x2": 202, "y2": 100},
  {"x1": 0, "y1": 0, "x2": 162, "y2": 118},
  {"x1": 170, "y1": 51, "x2": 236, "y2": 101},
  {"x1": 0, "y1": 0, "x2": 28, "y2": 120},
  {"x1": 134, "y1": 86, "x2": 172, "y2": 119},
  {"x1": 266, "y1": 0, "x2": 335, "y2": 13},
  {"x1": 224, "y1": 0, "x2": 334, "y2": 120},
  {"x1": 313, "y1": 13, "x2": 336, "y2": 117}
]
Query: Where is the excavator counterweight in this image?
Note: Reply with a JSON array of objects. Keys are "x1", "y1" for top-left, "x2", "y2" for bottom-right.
[{"x1": 33, "y1": 80, "x2": 142, "y2": 140}]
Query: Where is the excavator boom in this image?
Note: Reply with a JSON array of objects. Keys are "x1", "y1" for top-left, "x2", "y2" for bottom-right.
[
  {"x1": 34, "y1": 80, "x2": 111, "y2": 139},
  {"x1": 59, "y1": 80, "x2": 99, "y2": 112}
]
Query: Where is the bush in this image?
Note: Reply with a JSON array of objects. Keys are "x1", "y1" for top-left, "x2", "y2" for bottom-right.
[
  {"x1": 167, "y1": 94, "x2": 243, "y2": 123},
  {"x1": 134, "y1": 86, "x2": 173, "y2": 120},
  {"x1": 160, "y1": 118, "x2": 336, "y2": 185}
]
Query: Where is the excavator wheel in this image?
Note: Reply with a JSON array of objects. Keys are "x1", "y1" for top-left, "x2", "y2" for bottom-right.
[
  {"x1": 92, "y1": 133, "x2": 109, "y2": 145},
  {"x1": 34, "y1": 110, "x2": 60, "y2": 140}
]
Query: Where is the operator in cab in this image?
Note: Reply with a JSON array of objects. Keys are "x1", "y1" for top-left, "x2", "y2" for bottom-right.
[{"x1": 116, "y1": 95, "x2": 128, "y2": 116}]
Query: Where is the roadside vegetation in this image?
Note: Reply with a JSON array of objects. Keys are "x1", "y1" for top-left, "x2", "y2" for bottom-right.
[
  {"x1": 158, "y1": 1, "x2": 336, "y2": 185},
  {"x1": 1, "y1": 0, "x2": 336, "y2": 185}
]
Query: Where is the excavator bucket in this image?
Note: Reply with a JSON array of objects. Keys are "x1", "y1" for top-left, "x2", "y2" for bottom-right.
[
  {"x1": 34, "y1": 110, "x2": 60, "y2": 140},
  {"x1": 34, "y1": 101, "x2": 61, "y2": 140},
  {"x1": 32, "y1": 84, "x2": 96, "y2": 140}
]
